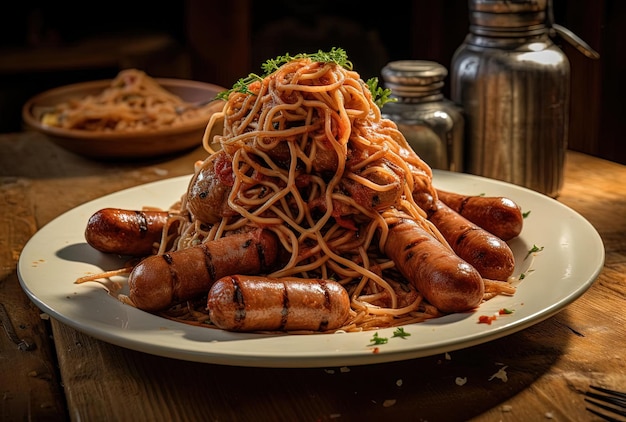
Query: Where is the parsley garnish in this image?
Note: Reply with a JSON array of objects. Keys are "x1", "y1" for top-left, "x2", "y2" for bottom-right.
[
  {"x1": 522, "y1": 210, "x2": 531, "y2": 218},
  {"x1": 392, "y1": 327, "x2": 411, "y2": 339},
  {"x1": 368, "y1": 332, "x2": 389, "y2": 346},
  {"x1": 366, "y1": 77, "x2": 395, "y2": 108},
  {"x1": 217, "y1": 48, "x2": 389, "y2": 106},
  {"x1": 367, "y1": 328, "x2": 412, "y2": 347},
  {"x1": 525, "y1": 244, "x2": 544, "y2": 260},
  {"x1": 261, "y1": 47, "x2": 353, "y2": 73}
]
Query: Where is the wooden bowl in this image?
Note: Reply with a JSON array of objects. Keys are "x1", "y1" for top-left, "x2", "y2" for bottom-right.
[{"x1": 22, "y1": 77, "x2": 225, "y2": 160}]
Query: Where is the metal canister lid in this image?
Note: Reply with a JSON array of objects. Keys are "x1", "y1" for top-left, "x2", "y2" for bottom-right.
[
  {"x1": 381, "y1": 61, "x2": 447, "y2": 98},
  {"x1": 469, "y1": 0, "x2": 547, "y2": 13},
  {"x1": 465, "y1": 0, "x2": 600, "y2": 58},
  {"x1": 468, "y1": 0, "x2": 547, "y2": 30}
]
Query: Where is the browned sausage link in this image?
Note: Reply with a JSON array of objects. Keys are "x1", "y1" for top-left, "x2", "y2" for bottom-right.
[
  {"x1": 186, "y1": 150, "x2": 235, "y2": 225},
  {"x1": 383, "y1": 212, "x2": 484, "y2": 313},
  {"x1": 435, "y1": 189, "x2": 523, "y2": 241},
  {"x1": 207, "y1": 275, "x2": 351, "y2": 332},
  {"x1": 128, "y1": 229, "x2": 280, "y2": 312},
  {"x1": 84, "y1": 208, "x2": 171, "y2": 256},
  {"x1": 338, "y1": 158, "x2": 405, "y2": 211},
  {"x1": 427, "y1": 200, "x2": 515, "y2": 281}
]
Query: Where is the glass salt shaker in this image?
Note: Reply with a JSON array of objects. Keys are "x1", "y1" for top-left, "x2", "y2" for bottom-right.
[{"x1": 381, "y1": 60, "x2": 464, "y2": 172}]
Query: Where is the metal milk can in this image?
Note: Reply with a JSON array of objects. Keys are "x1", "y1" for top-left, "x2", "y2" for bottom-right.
[
  {"x1": 450, "y1": 0, "x2": 598, "y2": 197},
  {"x1": 381, "y1": 60, "x2": 464, "y2": 172}
]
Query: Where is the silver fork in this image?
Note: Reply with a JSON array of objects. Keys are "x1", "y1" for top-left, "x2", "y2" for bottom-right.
[{"x1": 585, "y1": 385, "x2": 626, "y2": 422}]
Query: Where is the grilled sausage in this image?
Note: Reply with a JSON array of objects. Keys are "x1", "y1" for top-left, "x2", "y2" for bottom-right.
[
  {"x1": 207, "y1": 275, "x2": 351, "y2": 332},
  {"x1": 435, "y1": 189, "x2": 523, "y2": 241},
  {"x1": 128, "y1": 229, "x2": 280, "y2": 312},
  {"x1": 186, "y1": 150, "x2": 236, "y2": 224},
  {"x1": 427, "y1": 200, "x2": 515, "y2": 281},
  {"x1": 339, "y1": 158, "x2": 405, "y2": 211},
  {"x1": 383, "y1": 211, "x2": 484, "y2": 313},
  {"x1": 84, "y1": 208, "x2": 172, "y2": 256}
]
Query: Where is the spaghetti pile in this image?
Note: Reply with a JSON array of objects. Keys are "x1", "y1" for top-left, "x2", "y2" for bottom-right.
[
  {"x1": 74, "y1": 49, "x2": 517, "y2": 332},
  {"x1": 41, "y1": 69, "x2": 216, "y2": 132},
  {"x1": 165, "y1": 49, "x2": 470, "y2": 330}
]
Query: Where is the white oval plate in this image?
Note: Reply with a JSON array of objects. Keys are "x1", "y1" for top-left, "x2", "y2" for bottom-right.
[{"x1": 17, "y1": 171, "x2": 604, "y2": 368}]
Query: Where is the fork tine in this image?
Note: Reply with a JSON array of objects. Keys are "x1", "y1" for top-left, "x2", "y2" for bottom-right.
[
  {"x1": 586, "y1": 406, "x2": 623, "y2": 422},
  {"x1": 586, "y1": 391, "x2": 626, "y2": 409},
  {"x1": 591, "y1": 386, "x2": 626, "y2": 400},
  {"x1": 585, "y1": 398, "x2": 626, "y2": 421},
  {"x1": 585, "y1": 386, "x2": 626, "y2": 422}
]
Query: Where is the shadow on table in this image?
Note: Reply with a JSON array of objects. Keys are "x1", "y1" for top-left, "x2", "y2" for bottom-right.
[{"x1": 87, "y1": 312, "x2": 571, "y2": 422}]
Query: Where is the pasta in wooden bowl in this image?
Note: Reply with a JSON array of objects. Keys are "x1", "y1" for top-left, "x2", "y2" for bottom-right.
[{"x1": 22, "y1": 69, "x2": 225, "y2": 160}]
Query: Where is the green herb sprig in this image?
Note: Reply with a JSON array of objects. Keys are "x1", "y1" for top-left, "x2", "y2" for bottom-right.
[
  {"x1": 217, "y1": 48, "x2": 352, "y2": 101},
  {"x1": 217, "y1": 48, "x2": 392, "y2": 106},
  {"x1": 366, "y1": 77, "x2": 396, "y2": 108},
  {"x1": 391, "y1": 327, "x2": 411, "y2": 339},
  {"x1": 367, "y1": 327, "x2": 412, "y2": 347},
  {"x1": 368, "y1": 332, "x2": 389, "y2": 346},
  {"x1": 525, "y1": 244, "x2": 544, "y2": 260},
  {"x1": 261, "y1": 47, "x2": 353, "y2": 74}
]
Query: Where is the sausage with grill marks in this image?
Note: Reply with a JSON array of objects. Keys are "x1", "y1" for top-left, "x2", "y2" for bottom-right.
[
  {"x1": 427, "y1": 200, "x2": 515, "y2": 281},
  {"x1": 128, "y1": 229, "x2": 280, "y2": 312},
  {"x1": 435, "y1": 189, "x2": 523, "y2": 241},
  {"x1": 383, "y1": 211, "x2": 484, "y2": 313},
  {"x1": 85, "y1": 208, "x2": 173, "y2": 256},
  {"x1": 186, "y1": 150, "x2": 236, "y2": 224},
  {"x1": 207, "y1": 275, "x2": 351, "y2": 332}
]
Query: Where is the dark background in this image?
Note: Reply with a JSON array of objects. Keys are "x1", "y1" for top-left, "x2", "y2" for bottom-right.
[{"x1": 1, "y1": 0, "x2": 621, "y2": 164}]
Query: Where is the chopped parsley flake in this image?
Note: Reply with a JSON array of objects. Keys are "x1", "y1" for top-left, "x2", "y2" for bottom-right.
[
  {"x1": 392, "y1": 327, "x2": 411, "y2": 339},
  {"x1": 367, "y1": 327, "x2": 412, "y2": 347},
  {"x1": 366, "y1": 77, "x2": 396, "y2": 108},
  {"x1": 525, "y1": 244, "x2": 544, "y2": 260},
  {"x1": 368, "y1": 332, "x2": 388, "y2": 346}
]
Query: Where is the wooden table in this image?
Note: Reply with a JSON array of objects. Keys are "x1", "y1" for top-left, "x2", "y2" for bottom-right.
[{"x1": 1, "y1": 131, "x2": 624, "y2": 421}]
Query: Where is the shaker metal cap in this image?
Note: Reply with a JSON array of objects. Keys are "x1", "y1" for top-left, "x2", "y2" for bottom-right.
[
  {"x1": 469, "y1": 0, "x2": 547, "y2": 13},
  {"x1": 465, "y1": 0, "x2": 600, "y2": 59},
  {"x1": 382, "y1": 60, "x2": 447, "y2": 84},
  {"x1": 381, "y1": 60, "x2": 447, "y2": 98},
  {"x1": 468, "y1": 0, "x2": 547, "y2": 29}
]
